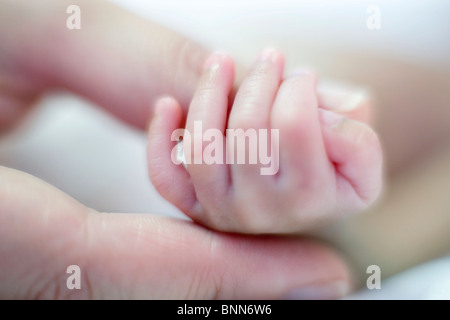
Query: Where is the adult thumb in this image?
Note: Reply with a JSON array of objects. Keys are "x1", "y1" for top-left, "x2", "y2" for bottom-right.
[
  {"x1": 90, "y1": 214, "x2": 351, "y2": 300},
  {"x1": 0, "y1": 166, "x2": 349, "y2": 299}
]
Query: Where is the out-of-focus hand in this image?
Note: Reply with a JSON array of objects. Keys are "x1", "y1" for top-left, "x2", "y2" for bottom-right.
[{"x1": 0, "y1": 0, "x2": 211, "y2": 132}]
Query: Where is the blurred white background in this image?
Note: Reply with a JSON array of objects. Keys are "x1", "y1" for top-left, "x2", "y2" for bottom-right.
[{"x1": 111, "y1": 0, "x2": 450, "y2": 70}]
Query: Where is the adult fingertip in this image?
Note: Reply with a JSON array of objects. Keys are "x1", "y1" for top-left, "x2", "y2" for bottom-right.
[
  {"x1": 276, "y1": 239, "x2": 352, "y2": 300},
  {"x1": 214, "y1": 234, "x2": 351, "y2": 299}
]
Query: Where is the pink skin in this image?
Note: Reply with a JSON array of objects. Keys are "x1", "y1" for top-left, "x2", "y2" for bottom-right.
[
  {"x1": 148, "y1": 50, "x2": 383, "y2": 234},
  {"x1": 0, "y1": 167, "x2": 349, "y2": 299}
]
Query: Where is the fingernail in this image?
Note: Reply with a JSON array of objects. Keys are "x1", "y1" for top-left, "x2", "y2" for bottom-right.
[
  {"x1": 203, "y1": 52, "x2": 226, "y2": 74},
  {"x1": 317, "y1": 81, "x2": 370, "y2": 112},
  {"x1": 176, "y1": 139, "x2": 187, "y2": 169},
  {"x1": 258, "y1": 48, "x2": 278, "y2": 62},
  {"x1": 319, "y1": 109, "x2": 345, "y2": 127},
  {"x1": 153, "y1": 96, "x2": 174, "y2": 117},
  {"x1": 282, "y1": 281, "x2": 349, "y2": 300},
  {"x1": 345, "y1": 90, "x2": 369, "y2": 112}
]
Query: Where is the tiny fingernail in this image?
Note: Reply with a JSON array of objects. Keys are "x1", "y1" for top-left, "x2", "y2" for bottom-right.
[
  {"x1": 319, "y1": 109, "x2": 345, "y2": 127},
  {"x1": 203, "y1": 52, "x2": 226, "y2": 73},
  {"x1": 342, "y1": 89, "x2": 369, "y2": 112},
  {"x1": 259, "y1": 48, "x2": 278, "y2": 62},
  {"x1": 282, "y1": 281, "x2": 349, "y2": 300}
]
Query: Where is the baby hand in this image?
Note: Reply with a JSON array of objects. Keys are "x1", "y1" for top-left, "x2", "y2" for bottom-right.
[{"x1": 147, "y1": 50, "x2": 382, "y2": 234}]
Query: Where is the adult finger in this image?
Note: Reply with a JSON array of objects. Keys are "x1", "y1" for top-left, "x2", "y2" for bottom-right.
[{"x1": 0, "y1": 166, "x2": 350, "y2": 299}]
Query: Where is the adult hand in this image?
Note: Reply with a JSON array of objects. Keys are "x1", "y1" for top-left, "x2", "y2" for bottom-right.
[{"x1": 0, "y1": 166, "x2": 349, "y2": 299}]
